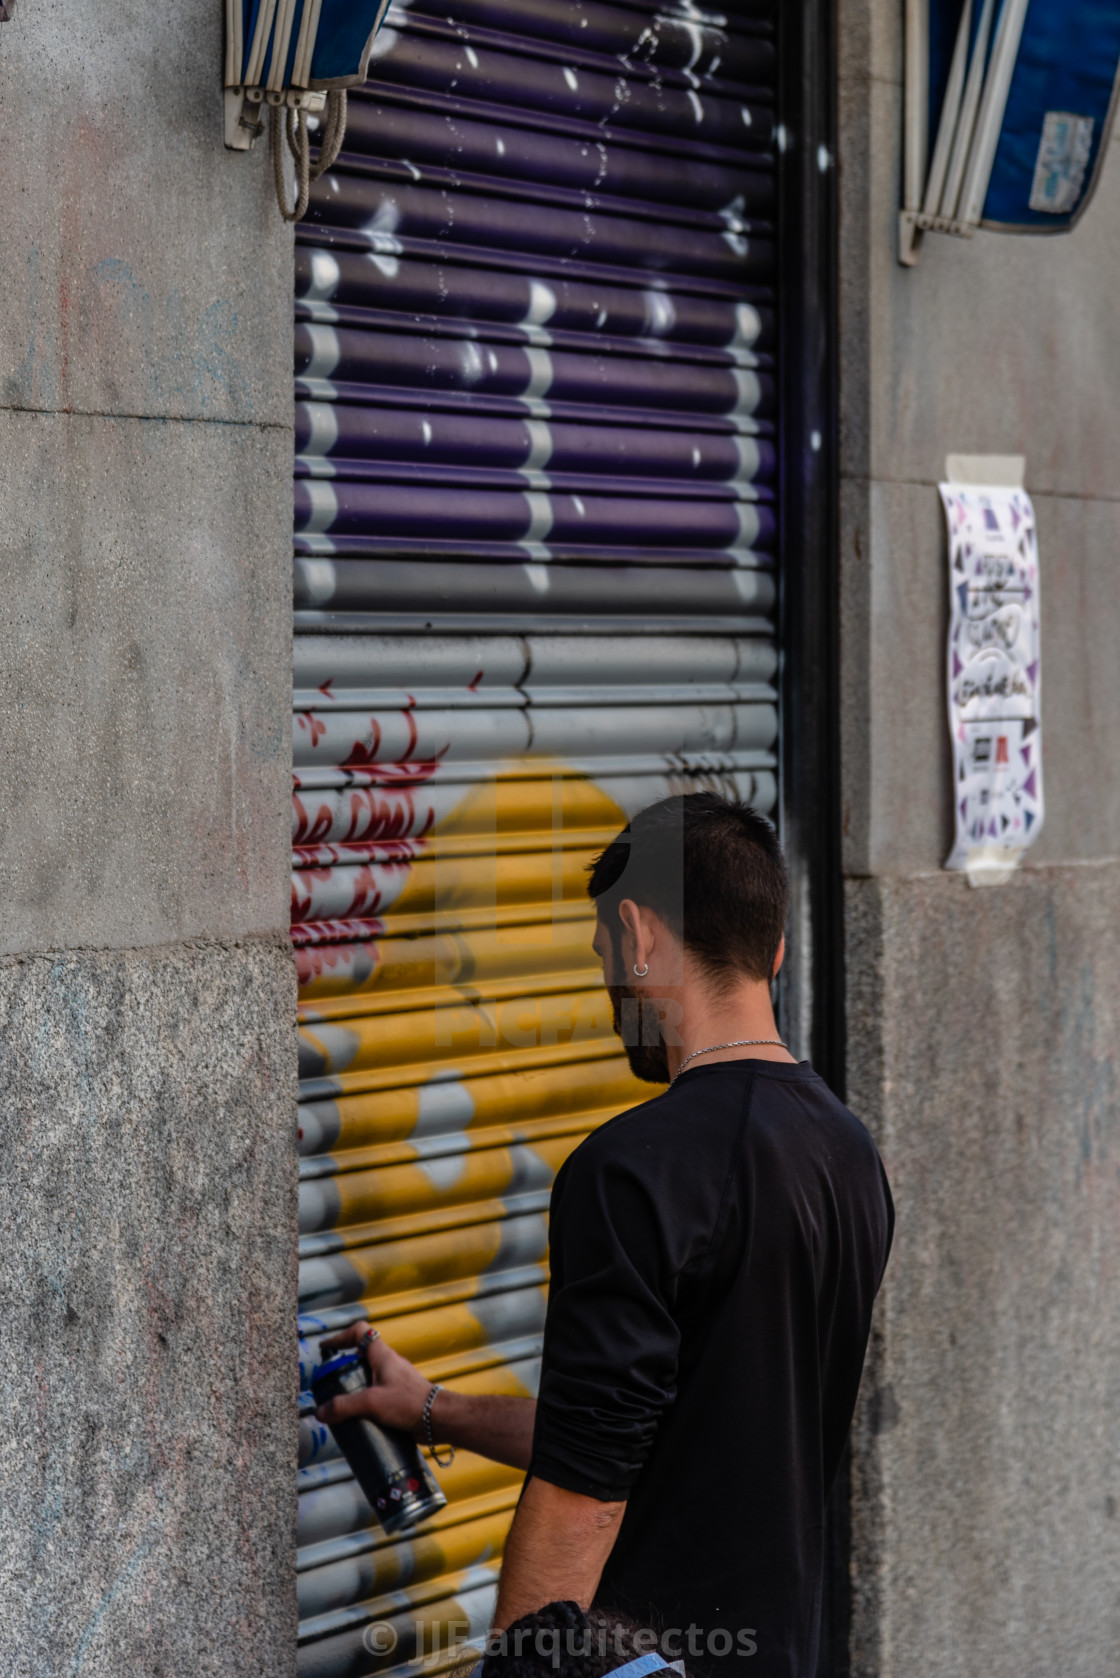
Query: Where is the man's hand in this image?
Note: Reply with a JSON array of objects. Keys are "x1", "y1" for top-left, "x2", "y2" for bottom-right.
[
  {"x1": 314, "y1": 1320, "x2": 537, "y2": 1470},
  {"x1": 493, "y1": 1476, "x2": 625, "y2": 1629},
  {"x1": 315, "y1": 1321, "x2": 431, "y2": 1435}
]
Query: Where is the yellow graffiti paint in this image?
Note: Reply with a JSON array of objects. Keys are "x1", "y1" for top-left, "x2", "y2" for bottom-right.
[
  {"x1": 421, "y1": 1449, "x2": 522, "y2": 1509},
  {"x1": 303, "y1": 1054, "x2": 645, "y2": 1155},
  {"x1": 332, "y1": 1570, "x2": 497, "y2": 1676},
  {"x1": 300, "y1": 985, "x2": 619, "y2": 1083},
  {"x1": 299, "y1": 1507, "x2": 511, "y2": 1615},
  {"x1": 324, "y1": 1134, "x2": 582, "y2": 1231},
  {"x1": 370, "y1": 1484, "x2": 520, "y2": 1548},
  {"x1": 310, "y1": 1101, "x2": 624, "y2": 1179},
  {"x1": 307, "y1": 1194, "x2": 549, "y2": 1259},
  {"x1": 422, "y1": 1344, "x2": 542, "y2": 1388},
  {"x1": 444, "y1": 1362, "x2": 537, "y2": 1402},
  {"x1": 296, "y1": 766, "x2": 643, "y2": 1648},
  {"x1": 346, "y1": 1267, "x2": 549, "y2": 1327},
  {"x1": 310, "y1": 1218, "x2": 530, "y2": 1303},
  {"x1": 370, "y1": 1287, "x2": 547, "y2": 1367},
  {"x1": 436, "y1": 771, "x2": 629, "y2": 842},
  {"x1": 372, "y1": 844, "x2": 600, "y2": 918},
  {"x1": 304, "y1": 916, "x2": 600, "y2": 1007},
  {"x1": 329, "y1": 896, "x2": 594, "y2": 944}
]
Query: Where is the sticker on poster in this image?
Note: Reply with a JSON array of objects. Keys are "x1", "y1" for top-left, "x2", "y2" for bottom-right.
[{"x1": 940, "y1": 478, "x2": 1043, "y2": 886}]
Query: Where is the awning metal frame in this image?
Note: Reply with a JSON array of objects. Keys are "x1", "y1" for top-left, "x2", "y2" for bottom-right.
[{"x1": 901, "y1": 0, "x2": 1031, "y2": 264}]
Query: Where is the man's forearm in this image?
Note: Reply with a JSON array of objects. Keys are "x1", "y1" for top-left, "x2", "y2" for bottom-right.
[
  {"x1": 312, "y1": 1324, "x2": 536, "y2": 1469},
  {"x1": 431, "y1": 1390, "x2": 536, "y2": 1470},
  {"x1": 493, "y1": 1476, "x2": 625, "y2": 1629}
]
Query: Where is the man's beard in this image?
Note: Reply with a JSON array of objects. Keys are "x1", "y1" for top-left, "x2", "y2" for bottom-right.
[{"x1": 608, "y1": 983, "x2": 670, "y2": 1084}]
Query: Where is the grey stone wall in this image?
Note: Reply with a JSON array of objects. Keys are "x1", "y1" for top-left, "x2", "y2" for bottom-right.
[
  {"x1": 0, "y1": 940, "x2": 296, "y2": 1678},
  {"x1": 839, "y1": 3, "x2": 1120, "y2": 1673},
  {"x1": 0, "y1": 2, "x2": 296, "y2": 1673},
  {"x1": 845, "y1": 868, "x2": 1120, "y2": 1677}
]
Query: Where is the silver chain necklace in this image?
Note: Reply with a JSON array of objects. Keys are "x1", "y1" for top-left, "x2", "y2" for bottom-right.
[{"x1": 672, "y1": 1038, "x2": 787, "y2": 1082}]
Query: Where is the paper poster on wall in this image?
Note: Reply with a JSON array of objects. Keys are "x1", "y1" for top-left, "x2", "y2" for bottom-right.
[{"x1": 940, "y1": 464, "x2": 1043, "y2": 885}]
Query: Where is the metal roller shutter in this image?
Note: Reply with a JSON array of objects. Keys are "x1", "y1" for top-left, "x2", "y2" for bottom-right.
[{"x1": 294, "y1": 3, "x2": 780, "y2": 1673}]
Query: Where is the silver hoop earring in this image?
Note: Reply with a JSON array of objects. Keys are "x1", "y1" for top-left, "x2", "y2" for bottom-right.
[{"x1": 633, "y1": 962, "x2": 649, "y2": 977}]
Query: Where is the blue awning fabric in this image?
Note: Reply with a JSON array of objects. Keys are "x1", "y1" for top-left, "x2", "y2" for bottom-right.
[
  {"x1": 226, "y1": 0, "x2": 393, "y2": 94},
  {"x1": 983, "y1": 0, "x2": 1120, "y2": 227}
]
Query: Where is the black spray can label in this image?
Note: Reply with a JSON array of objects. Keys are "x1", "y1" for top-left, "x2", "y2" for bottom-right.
[{"x1": 310, "y1": 1351, "x2": 447, "y2": 1536}]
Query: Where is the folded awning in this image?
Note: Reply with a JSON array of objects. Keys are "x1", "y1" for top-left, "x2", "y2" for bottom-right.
[
  {"x1": 225, "y1": 0, "x2": 393, "y2": 94},
  {"x1": 901, "y1": 0, "x2": 1120, "y2": 261}
]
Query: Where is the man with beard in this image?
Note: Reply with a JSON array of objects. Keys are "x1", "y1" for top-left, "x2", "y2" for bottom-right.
[{"x1": 315, "y1": 793, "x2": 894, "y2": 1677}]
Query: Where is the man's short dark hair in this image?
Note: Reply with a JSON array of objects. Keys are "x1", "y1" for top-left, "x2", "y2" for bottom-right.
[{"x1": 587, "y1": 792, "x2": 789, "y2": 986}]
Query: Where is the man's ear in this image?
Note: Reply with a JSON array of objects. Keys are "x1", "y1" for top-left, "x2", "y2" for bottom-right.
[
  {"x1": 771, "y1": 935, "x2": 786, "y2": 980},
  {"x1": 617, "y1": 898, "x2": 655, "y2": 970},
  {"x1": 617, "y1": 898, "x2": 641, "y2": 946}
]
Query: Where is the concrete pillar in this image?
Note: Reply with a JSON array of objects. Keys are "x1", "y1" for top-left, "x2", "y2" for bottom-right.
[
  {"x1": 0, "y1": 4, "x2": 296, "y2": 1673},
  {"x1": 838, "y1": 4, "x2": 1120, "y2": 1672}
]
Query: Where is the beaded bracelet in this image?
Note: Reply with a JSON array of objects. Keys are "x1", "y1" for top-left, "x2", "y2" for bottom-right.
[{"x1": 422, "y1": 1382, "x2": 456, "y2": 1468}]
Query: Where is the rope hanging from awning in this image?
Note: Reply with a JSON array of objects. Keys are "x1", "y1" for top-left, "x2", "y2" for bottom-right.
[{"x1": 273, "y1": 90, "x2": 347, "y2": 224}]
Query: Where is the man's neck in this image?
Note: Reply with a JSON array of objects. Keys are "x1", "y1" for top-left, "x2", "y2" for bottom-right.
[{"x1": 666, "y1": 974, "x2": 796, "y2": 1080}]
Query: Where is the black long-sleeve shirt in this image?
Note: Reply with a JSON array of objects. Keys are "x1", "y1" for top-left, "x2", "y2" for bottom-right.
[{"x1": 528, "y1": 1058, "x2": 894, "y2": 1678}]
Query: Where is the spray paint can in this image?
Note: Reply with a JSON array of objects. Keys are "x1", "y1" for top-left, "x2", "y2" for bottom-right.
[{"x1": 310, "y1": 1350, "x2": 447, "y2": 1535}]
